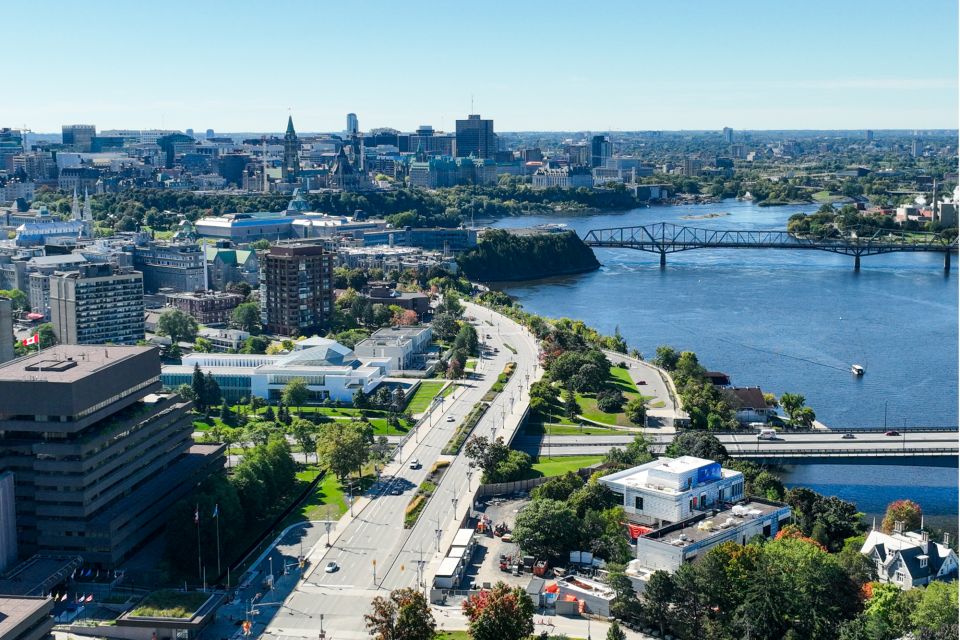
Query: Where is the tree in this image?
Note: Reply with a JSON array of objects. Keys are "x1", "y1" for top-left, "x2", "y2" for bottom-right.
[
  {"x1": 596, "y1": 388, "x2": 624, "y2": 413},
  {"x1": 654, "y1": 345, "x2": 680, "y2": 370},
  {"x1": 281, "y1": 378, "x2": 310, "y2": 415},
  {"x1": 191, "y1": 364, "x2": 207, "y2": 409},
  {"x1": 911, "y1": 581, "x2": 959, "y2": 635},
  {"x1": 606, "y1": 621, "x2": 627, "y2": 640},
  {"x1": 364, "y1": 588, "x2": 435, "y2": 640},
  {"x1": 666, "y1": 431, "x2": 728, "y2": 461},
  {"x1": 231, "y1": 302, "x2": 262, "y2": 334},
  {"x1": 204, "y1": 373, "x2": 221, "y2": 408},
  {"x1": 512, "y1": 499, "x2": 579, "y2": 561},
  {"x1": 642, "y1": 570, "x2": 675, "y2": 638},
  {"x1": 624, "y1": 397, "x2": 646, "y2": 426},
  {"x1": 290, "y1": 419, "x2": 317, "y2": 463},
  {"x1": 568, "y1": 480, "x2": 618, "y2": 518},
  {"x1": 37, "y1": 323, "x2": 57, "y2": 348},
  {"x1": 606, "y1": 563, "x2": 641, "y2": 621},
  {"x1": 562, "y1": 383, "x2": 579, "y2": 419},
  {"x1": 530, "y1": 471, "x2": 584, "y2": 501},
  {"x1": 432, "y1": 312, "x2": 460, "y2": 341},
  {"x1": 238, "y1": 335, "x2": 269, "y2": 354},
  {"x1": 752, "y1": 471, "x2": 785, "y2": 501},
  {"x1": 193, "y1": 337, "x2": 213, "y2": 352},
  {"x1": 462, "y1": 582, "x2": 535, "y2": 640},
  {"x1": 464, "y1": 435, "x2": 510, "y2": 477},
  {"x1": 881, "y1": 499, "x2": 922, "y2": 533},
  {"x1": 317, "y1": 421, "x2": 371, "y2": 480},
  {"x1": 353, "y1": 388, "x2": 369, "y2": 409},
  {"x1": 156, "y1": 308, "x2": 199, "y2": 344}
]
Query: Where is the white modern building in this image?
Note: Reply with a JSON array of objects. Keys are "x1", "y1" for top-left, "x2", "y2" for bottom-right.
[
  {"x1": 197, "y1": 327, "x2": 250, "y2": 352},
  {"x1": 861, "y1": 525, "x2": 958, "y2": 590},
  {"x1": 354, "y1": 326, "x2": 433, "y2": 374},
  {"x1": 599, "y1": 456, "x2": 745, "y2": 526},
  {"x1": 601, "y1": 457, "x2": 790, "y2": 581},
  {"x1": 161, "y1": 338, "x2": 388, "y2": 403}
]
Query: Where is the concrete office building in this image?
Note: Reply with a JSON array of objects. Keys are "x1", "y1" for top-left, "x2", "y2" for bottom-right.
[
  {"x1": 259, "y1": 243, "x2": 334, "y2": 336},
  {"x1": 590, "y1": 135, "x2": 612, "y2": 168},
  {"x1": 0, "y1": 596, "x2": 54, "y2": 640},
  {"x1": 0, "y1": 297, "x2": 13, "y2": 364},
  {"x1": 0, "y1": 346, "x2": 223, "y2": 567},
  {"x1": 132, "y1": 243, "x2": 205, "y2": 294},
  {"x1": 0, "y1": 471, "x2": 15, "y2": 572},
  {"x1": 354, "y1": 326, "x2": 433, "y2": 374},
  {"x1": 455, "y1": 114, "x2": 497, "y2": 159},
  {"x1": 61, "y1": 125, "x2": 96, "y2": 152},
  {"x1": 49, "y1": 264, "x2": 144, "y2": 345}
]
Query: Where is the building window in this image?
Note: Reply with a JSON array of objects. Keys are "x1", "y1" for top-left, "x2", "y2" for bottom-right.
[
  {"x1": 920, "y1": 557, "x2": 928, "y2": 568},
  {"x1": 634, "y1": 496, "x2": 643, "y2": 511},
  {"x1": 895, "y1": 571, "x2": 905, "y2": 583}
]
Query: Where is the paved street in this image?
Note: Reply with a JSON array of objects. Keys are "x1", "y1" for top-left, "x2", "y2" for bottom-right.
[
  {"x1": 257, "y1": 301, "x2": 542, "y2": 639},
  {"x1": 516, "y1": 430, "x2": 959, "y2": 457}
]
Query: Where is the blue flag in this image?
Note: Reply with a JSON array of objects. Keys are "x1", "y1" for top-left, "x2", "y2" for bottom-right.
[{"x1": 212, "y1": 504, "x2": 219, "y2": 518}]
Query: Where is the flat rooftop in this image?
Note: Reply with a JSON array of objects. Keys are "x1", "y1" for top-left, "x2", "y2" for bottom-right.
[
  {"x1": 643, "y1": 499, "x2": 787, "y2": 546},
  {"x1": 0, "y1": 596, "x2": 52, "y2": 637},
  {"x1": 0, "y1": 346, "x2": 153, "y2": 384},
  {"x1": 0, "y1": 555, "x2": 82, "y2": 597}
]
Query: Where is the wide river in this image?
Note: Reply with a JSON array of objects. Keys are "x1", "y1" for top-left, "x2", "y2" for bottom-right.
[{"x1": 491, "y1": 199, "x2": 958, "y2": 531}]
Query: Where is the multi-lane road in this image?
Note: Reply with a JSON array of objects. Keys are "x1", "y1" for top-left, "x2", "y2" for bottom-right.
[
  {"x1": 515, "y1": 429, "x2": 960, "y2": 459},
  {"x1": 261, "y1": 301, "x2": 541, "y2": 639}
]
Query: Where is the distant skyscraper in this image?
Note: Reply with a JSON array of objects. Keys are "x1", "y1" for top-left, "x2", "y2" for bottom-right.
[
  {"x1": 206, "y1": 128, "x2": 215, "y2": 139},
  {"x1": 591, "y1": 135, "x2": 612, "y2": 168},
  {"x1": 185, "y1": 128, "x2": 195, "y2": 138},
  {"x1": 282, "y1": 116, "x2": 301, "y2": 181},
  {"x1": 455, "y1": 114, "x2": 497, "y2": 159},
  {"x1": 912, "y1": 138, "x2": 920, "y2": 157},
  {"x1": 346, "y1": 113, "x2": 359, "y2": 136},
  {"x1": 723, "y1": 127, "x2": 734, "y2": 144},
  {"x1": 865, "y1": 129, "x2": 874, "y2": 142},
  {"x1": 62, "y1": 124, "x2": 96, "y2": 151}
]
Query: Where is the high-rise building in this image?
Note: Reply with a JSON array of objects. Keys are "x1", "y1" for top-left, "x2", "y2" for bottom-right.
[
  {"x1": 346, "y1": 113, "x2": 359, "y2": 136},
  {"x1": 282, "y1": 116, "x2": 301, "y2": 181},
  {"x1": 206, "y1": 128, "x2": 215, "y2": 139},
  {"x1": 49, "y1": 264, "x2": 144, "y2": 345},
  {"x1": 0, "y1": 297, "x2": 13, "y2": 364},
  {"x1": 0, "y1": 128, "x2": 24, "y2": 172},
  {"x1": 455, "y1": 114, "x2": 497, "y2": 159},
  {"x1": 132, "y1": 242, "x2": 206, "y2": 293},
  {"x1": 0, "y1": 345, "x2": 224, "y2": 567},
  {"x1": 722, "y1": 126, "x2": 734, "y2": 144},
  {"x1": 61, "y1": 124, "x2": 96, "y2": 152},
  {"x1": 591, "y1": 135, "x2": 612, "y2": 168},
  {"x1": 865, "y1": 129, "x2": 874, "y2": 142},
  {"x1": 259, "y1": 243, "x2": 334, "y2": 336}
]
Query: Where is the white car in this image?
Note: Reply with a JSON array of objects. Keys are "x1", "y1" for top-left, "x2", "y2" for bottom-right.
[
  {"x1": 409, "y1": 459, "x2": 421, "y2": 469},
  {"x1": 446, "y1": 416, "x2": 456, "y2": 422},
  {"x1": 324, "y1": 561, "x2": 339, "y2": 573}
]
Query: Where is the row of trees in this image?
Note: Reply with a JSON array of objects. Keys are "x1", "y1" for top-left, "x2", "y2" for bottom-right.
[
  {"x1": 654, "y1": 346, "x2": 739, "y2": 430},
  {"x1": 463, "y1": 435, "x2": 531, "y2": 484},
  {"x1": 164, "y1": 438, "x2": 296, "y2": 576}
]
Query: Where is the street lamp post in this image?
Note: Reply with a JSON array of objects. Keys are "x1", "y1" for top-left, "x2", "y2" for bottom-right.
[{"x1": 435, "y1": 517, "x2": 442, "y2": 553}]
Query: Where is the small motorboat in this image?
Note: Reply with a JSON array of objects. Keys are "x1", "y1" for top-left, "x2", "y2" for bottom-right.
[{"x1": 851, "y1": 364, "x2": 865, "y2": 376}]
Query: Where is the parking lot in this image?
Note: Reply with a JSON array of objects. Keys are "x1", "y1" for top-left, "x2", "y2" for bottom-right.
[{"x1": 462, "y1": 496, "x2": 532, "y2": 590}]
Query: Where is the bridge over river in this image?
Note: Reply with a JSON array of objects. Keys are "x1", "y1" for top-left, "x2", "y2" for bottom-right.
[
  {"x1": 514, "y1": 428, "x2": 959, "y2": 465},
  {"x1": 582, "y1": 223, "x2": 959, "y2": 270}
]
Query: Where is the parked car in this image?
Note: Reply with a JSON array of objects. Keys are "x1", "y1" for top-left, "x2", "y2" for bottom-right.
[
  {"x1": 637, "y1": 380, "x2": 647, "y2": 385},
  {"x1": 885, "y1": 430, "x2": 900, "y2": 436},
  {"x1": 324, "y1": 561, "x2": 339, "y2": 573},
  {"x1": 390, "y1": 486, "x2": 402, "y2": 495}
]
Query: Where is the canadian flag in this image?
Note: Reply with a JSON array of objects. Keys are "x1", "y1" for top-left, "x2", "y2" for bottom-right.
[{"x1": 22, "y1": 334, "x2": 38, "y2": 347}]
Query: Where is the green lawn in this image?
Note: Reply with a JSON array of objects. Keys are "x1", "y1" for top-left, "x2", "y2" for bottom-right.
[
  {"x1": 526, "y1": 455, "x2": 605, "y2": 478},
  {"x1": 405, "y1": 381, "x2": 448, "y2": 414},
  {"x1": 575, "y1": 366, "x2": 651, "y2": 426},
  {"x1": 284, "y1": 465, "x2": 379, "y2": 526},
  {"x1": 465, "y1": 359, "x2": 477, "y2": 371}
]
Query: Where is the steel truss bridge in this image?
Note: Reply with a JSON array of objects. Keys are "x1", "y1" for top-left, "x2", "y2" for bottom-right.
[{"x1": 582, "y1": 223, "x2": 959, "y2": 270}]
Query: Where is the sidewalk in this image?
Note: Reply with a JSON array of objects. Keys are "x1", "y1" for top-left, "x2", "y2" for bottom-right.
[{"x1": 433, "y1": 604, "x2": 654, "y2": 639}]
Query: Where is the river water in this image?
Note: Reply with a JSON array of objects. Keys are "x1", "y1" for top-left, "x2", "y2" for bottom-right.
[{"x1": 491, "y1": 199, "x2": 958, "y2": 531}]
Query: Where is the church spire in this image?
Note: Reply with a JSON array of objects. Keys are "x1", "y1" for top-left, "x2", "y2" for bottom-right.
[
  {"x1": 71, "y1": 187, "x2": 80, "y2": 221},
  {"x1": 286, "y1": 115, "x2": 296, "y2": 136},
  {"x1": 282, "y1": 115, "x2": 300, "y2": 181}
]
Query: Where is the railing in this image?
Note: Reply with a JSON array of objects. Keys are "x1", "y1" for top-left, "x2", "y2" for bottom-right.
[
  {"x1": 583, "y1": 223, "x2": 959, "y2": 257},
  {"x1": 732, "y1": 447, "x2": 957, "y2": 457}
]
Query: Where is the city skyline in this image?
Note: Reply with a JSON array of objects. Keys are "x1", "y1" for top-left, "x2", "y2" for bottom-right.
[{"x1": 3, "y1": 0, "x2": 957, "y2": 132}]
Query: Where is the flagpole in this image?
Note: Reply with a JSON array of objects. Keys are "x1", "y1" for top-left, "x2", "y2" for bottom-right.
[
  {"x1": 215, "y1": 505, "x2": 221, "y2": 579},
  {"x1": 196, "y1": 505, "x2": 202, "y2": 583}
]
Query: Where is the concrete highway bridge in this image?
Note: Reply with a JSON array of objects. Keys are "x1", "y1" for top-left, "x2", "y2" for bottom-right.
[
  {"x1": 515, "y1": 427, "x2": 959, "y2": 465},
  {"x1": 582, "y1": 223, "x2": 959, "y2": 270}
]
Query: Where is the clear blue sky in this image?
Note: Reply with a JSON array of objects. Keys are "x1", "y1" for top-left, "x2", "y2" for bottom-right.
[{"x1": 5, "y1": 0, "x2": 957, "y2": 132}]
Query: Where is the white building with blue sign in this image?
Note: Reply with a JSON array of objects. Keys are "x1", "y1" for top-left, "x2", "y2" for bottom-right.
[{"x1": 600, "y1": 456, "x2": 745, "y2": 527}]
